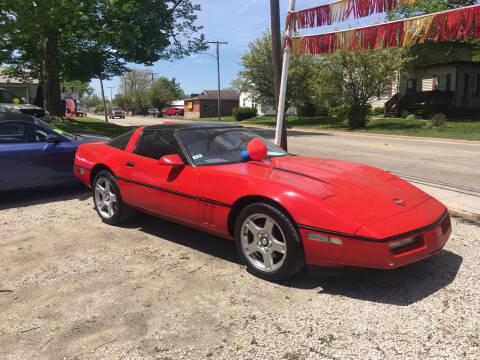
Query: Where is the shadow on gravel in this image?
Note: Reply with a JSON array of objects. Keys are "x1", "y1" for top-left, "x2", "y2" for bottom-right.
[
  {"x1": 0, "y1": 185, "x2": 90, "y2": 211},
  {"x1": 121, "y1": 213, "x2": 241, "y2": 265},
  {"x1": 121, "y1": 214, "x2": 462, "y2": 306},
  {"x1": 286, "y1": 250, "x2": 463, "y2": 306}
]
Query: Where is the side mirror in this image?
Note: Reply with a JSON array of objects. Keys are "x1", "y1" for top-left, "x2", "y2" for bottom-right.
[
  {"x1": 46, "y1": 134, "x2": 61, "y2": 143},
  {"x1": 158, "y1": 154, "x2": 184, "y2": 167}
]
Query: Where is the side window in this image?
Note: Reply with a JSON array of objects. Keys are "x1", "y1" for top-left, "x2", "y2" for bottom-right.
[
  {"x1": 107, "y1": 130, "x2": 134, "y2": 150},
  {"x1": 134, "y1": 130, "x2": 184, "y2": 160},
  {"x1": 0, "y1": 122, "x2": 39, "y2": 144}
]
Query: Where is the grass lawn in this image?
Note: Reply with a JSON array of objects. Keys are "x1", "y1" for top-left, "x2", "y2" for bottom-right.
[
  {"x1": 200, "y1": 115, "x2": 480, "y2": 141},
  {"x1": 52, "y1": 117, "x2": 134, "y2": 138}
]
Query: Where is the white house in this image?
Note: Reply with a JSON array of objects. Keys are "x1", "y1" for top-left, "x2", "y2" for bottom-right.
[{"x1": 239, "y1": 92, "x2": 297, "y2": 116}]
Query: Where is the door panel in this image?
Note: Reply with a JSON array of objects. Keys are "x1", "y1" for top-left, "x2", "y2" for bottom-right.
[
  {"x1": 0, "y1": 141, "x2": 77, "y2": 187},
  {"x1": 119, "y1": 153, "x2": 200, "y2": 226}
]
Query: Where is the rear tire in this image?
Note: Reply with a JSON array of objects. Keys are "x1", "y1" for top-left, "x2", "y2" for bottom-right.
[
  {"x1": 93, "y1": 170, "x2": 135, "y2": 225},
  {"x1": 234, "y1": 203, "x2": 305, "y2": 281}
]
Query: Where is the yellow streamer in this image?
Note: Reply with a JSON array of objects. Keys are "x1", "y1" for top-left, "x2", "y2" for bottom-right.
[
  {"x1": 329, "y1": 0, "x2": 349, "y2": 23},
  {"x1": 336, "y1": 29, "x2": 357, "y2": 52},
  {"x1": 402, "y1": 15, "x2": 435, "y2": 46},
  {"x1": 290, "y1": 37, "x2": 303, "y2": 55}
]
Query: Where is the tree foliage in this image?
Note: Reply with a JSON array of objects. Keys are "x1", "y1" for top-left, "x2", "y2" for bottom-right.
[
  {"x1": 234, "y1": 32, "x2": 324, "y2": 111},
  {"x1": 323, "y1": 48, "x2": 410, "y2": 128},
  {"x1": 0, "y1": 0, "x2": 206, "y2": 116}
]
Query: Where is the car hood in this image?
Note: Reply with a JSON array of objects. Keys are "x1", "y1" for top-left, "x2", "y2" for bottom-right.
[{"x1": 260, "y1": 156, "x2": 430, "y2": 223}]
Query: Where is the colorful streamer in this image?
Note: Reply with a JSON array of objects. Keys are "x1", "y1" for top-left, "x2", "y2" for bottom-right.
[
  {"x1": 289, "y1": 5, "x2": 480, "y2": 55},
  {"x1": 287, "y1": 0, "x2": 422, "y2": 31}
]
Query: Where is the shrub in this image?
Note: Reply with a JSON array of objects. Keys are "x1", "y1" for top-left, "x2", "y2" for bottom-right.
[
  {"x1": 406, "y1": 114, "x2": 416, "y2": 121},
  {"x1": 297, "y1": 103, "x2": 316, "y2": 117},
  {"x1": 315, "y1": 105, "x2": 330, "y2": 116},
  {"x1": 423, "y1": 98, "x2": 449, "y2": 118},
  {"x1": 401, "y1": 110, "x2": 414, "y2": 119},
  {"x1": 232, "y1": 107, "x2": 257, "y2": 121},
  {"x1": 431, "y1": 113, "x2": 446, "y2": 127},
  {"x1": 328, "y1": 105, "x2": 350, "y2": 120},
  {"x1": 370, "y1": 106, "x2": 384, "y2": 116},
  {"x1": 347, "y1": 104, "x2": 371, "y2": 129}
]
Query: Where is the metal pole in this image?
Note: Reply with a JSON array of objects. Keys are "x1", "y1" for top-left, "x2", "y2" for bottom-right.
[
  {"x1": 275, "y1": 0, "x2": 296, "y2": 147},
  {"x1": 208, "y1": 41, "x2": 227, "y2": 121},
  {"x1": 216, "y1": 42, "x2": 221, "y2": 121},
  {"x1": 100, "y1": 78, "x2": 108, "y2": 123}
]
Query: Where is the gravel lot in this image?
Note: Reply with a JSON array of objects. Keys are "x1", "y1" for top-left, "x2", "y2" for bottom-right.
[{"x1": 0, "y1": 187, "x2": 479, "y2": 360}]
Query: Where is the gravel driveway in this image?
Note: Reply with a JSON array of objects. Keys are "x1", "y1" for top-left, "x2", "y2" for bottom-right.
[{"x1": 0, "y1": 187, "x2": 479, "y2": 359}]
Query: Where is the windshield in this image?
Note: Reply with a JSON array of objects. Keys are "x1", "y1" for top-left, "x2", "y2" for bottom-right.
[
  {"x1": 176, "y1": 128, "x2": 288, "y2": 166},
  {"x1": 37, "y1": 119, "x2": 76, "y2": 141}
]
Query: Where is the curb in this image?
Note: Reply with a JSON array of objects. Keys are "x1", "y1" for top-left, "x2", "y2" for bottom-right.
[
  {"x1": 448, "y1": 208, "x2": 480, "y2": 224},
  {"x1": 244, "y1": 124, "x2": 480, "y2": 145}
]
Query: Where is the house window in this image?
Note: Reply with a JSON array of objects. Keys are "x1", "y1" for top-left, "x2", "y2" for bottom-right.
[
  {"x1": 407, "y1": 79, "x2": 416, "y2": 92},
  {"x1": 437, "y1": 75, "x2": 447, "y2": 91},
  {"x1": 466, "y1": 74, "x2": 476, "y2": 96}
]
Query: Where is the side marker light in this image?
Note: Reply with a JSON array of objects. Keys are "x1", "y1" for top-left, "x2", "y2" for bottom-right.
[{"x1": 307, "y1": 233, "x2": 343, "y2": 245}]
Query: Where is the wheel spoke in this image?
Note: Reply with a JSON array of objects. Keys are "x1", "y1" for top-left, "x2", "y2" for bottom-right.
[
  {"x1": 263, "y1": 218, "x2": 274, "y2": 235},
  {"x1": 271, "y1": 239, "x2": 286, "y2": 254},
  {"x1": 263, "y1": 252, "x2": 274, "y2": 270},
  {"x1": 107, "y1": 202, "x2": 114, "y2": 217},
  {"x1": 246, "y1": 220, "x2": 261, "y2": 237},
  {"x1": 104, "y1": 180, "x2": 111, "y2": 193},
  {"x1": 109, "y1": 192, "x2": 117, "y2": 203},
  {"x1": 245, "y1": 241, "x2": 259, "y2": 255},
  {"x1": 96, "y1": 184, "x2": 105, "y2": 195}
]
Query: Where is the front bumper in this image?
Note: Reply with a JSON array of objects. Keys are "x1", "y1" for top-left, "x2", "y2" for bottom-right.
[{"x1": 301, "y1": 212, "x2": 451, "y2": 269}]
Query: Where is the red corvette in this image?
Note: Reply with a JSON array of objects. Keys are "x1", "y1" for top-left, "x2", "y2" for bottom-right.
[{"x1": 74, "y1": 122, "x2": 451, "y2": 281}]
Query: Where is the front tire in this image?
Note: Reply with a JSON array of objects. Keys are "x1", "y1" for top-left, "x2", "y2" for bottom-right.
[
  {"x1": 93, "y1": 170, "x2": 135, "y2": 225},
  {"x1": 234, "y1": 203, "x2": 305, "y2": 281}
]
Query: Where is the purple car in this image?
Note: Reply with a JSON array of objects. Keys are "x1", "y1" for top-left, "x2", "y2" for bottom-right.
[{"x1": 0, "y1": 112, "x2": 109, "y2": 191}]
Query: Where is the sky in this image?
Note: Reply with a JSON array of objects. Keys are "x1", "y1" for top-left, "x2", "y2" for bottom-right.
[{"x1": 94, "y1": 0, "x2": 385, "y2": 100}]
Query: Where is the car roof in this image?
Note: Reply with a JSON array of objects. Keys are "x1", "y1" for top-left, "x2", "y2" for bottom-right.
[
  {"x1": 146, "y1": 122, "x2": 243, "y2": 131},
  {"x1": 0, "y1": 112, "x2": 36, "y2": 123}
]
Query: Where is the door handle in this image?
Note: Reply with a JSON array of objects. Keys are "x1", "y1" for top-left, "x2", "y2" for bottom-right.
[{"x1": 126, "y1": 162, "x2": 135, "y2": 167}]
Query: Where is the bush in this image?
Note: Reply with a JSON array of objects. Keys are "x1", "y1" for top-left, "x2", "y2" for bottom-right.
[
  {"x1": 347, "y1": 104, "x2": 371, "y2": 129},
  {"x1": 406, "y1": 114, "x2": 416, "y2": 121},
  {"x1": 370, "y1": 106, "x2": 384, "y2": 116},
  {"x1": 401, "y1": 110, "x2": 414, "y2": 119},
  {"x1": 297, "y1": 103, "x2": 316, "y2": 117},
  {"x1": 328, "y1": 105, "x2": 350, "y2": 120},
  {"x1": 232, "y1": 107, "x2": 257, "y2": 121},
  {"x1": 431, "y1": 113, "x2": 446, "y2": 127}
]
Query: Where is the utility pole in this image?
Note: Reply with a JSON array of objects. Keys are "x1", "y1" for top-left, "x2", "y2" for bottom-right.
[
  {"x1": 270, "y1": 0, "x2": 287, "y2": 150},
  {"x1": 275, "y1": 0, "x2": 296, "y2": 148},
  {"x1": 124, "y1": 78, "x2": 127, "y2": 96},
  {"x1": 106, "y1": 87, "x2": 115, "y2": 102},
  {"x1": 99, "y1": 78, "x2": 108, "y2": 123},
  {"x1": 150, "y1": 72, "x2": 160, "y2": 117},
  {"x1": 208, "y1": 41, "x2": 227, "y2": 121}
]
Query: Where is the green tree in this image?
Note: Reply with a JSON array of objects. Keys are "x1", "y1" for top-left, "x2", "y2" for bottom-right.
[
  {"x1": 149, "y1": 77, "x2": 185, "y2": 112},
  {"x1": 234, "y1": 32, "x2": 324, "y2": 112},
  {"x1": 0, "y1": 0, "x2": 206, "y2": 117},
  {"x1": 325, "y1": 48, "x2": 410, "y2": 128}
]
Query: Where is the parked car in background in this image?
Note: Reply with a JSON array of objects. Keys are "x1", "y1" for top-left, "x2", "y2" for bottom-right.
[
  {"x1": 110, "y1": 108, "x2": 125, "y2": 119},
  {"x1": 0, "y1": 88, "x2": 48, "y2": 119},
  {"x1": 74, "y1": 122, "x2": 451, "y2": 281},
  {"x1": 0, "y1": 112, "x2": 109, "y2": 191},
  {"x1": 163, "y1": 107, "x2": 184, "y2": 116}
]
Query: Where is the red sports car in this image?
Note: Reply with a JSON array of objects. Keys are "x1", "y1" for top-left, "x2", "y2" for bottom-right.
[{"x1": 74, "y1": 123, "x2": 451, "y2": 281}]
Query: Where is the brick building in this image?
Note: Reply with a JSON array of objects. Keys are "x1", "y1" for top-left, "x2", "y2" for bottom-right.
[{"x1": 184, "y1": 90, "x2": 240, "y2": 119}]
